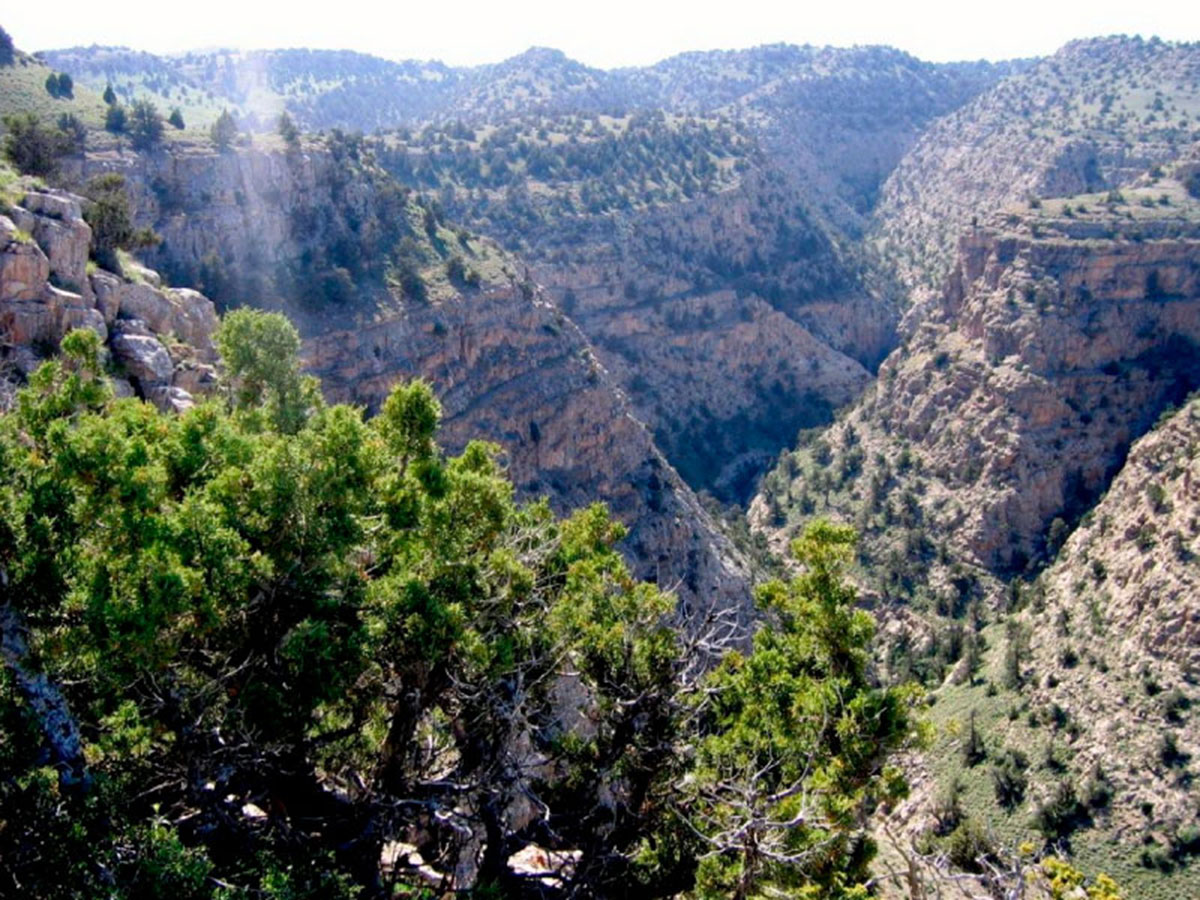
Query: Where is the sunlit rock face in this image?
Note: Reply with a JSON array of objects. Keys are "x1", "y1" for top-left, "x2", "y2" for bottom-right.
[
  {"x1": 1, "y1": 188, "x2": 219, "y2": 411},
  {"x1": 754, "y1": 174, "x2": 1200, "y2": 586}
]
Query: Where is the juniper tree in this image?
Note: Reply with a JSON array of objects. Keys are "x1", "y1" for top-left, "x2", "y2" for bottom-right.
[
  {"x1": 127, "y1": 99, "x2": 164, "y2": 150},
  {"x1": 210, "y1": 109, "x2": 238, "y2": 150},
  {"x1": 0, "y1": 320, "x2": 924, "y2": 899}
]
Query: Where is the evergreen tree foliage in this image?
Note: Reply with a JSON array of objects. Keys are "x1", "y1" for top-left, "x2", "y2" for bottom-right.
[
  {"x1": 55, "y1": 112, "x2": 87, "y2": 153},
  {"x1": 128, "y1": 99, "x2": 164, "y2": 150},
  {"x1": 82, "y1": 173, "x2": 160, "y2": 271},
  {"x1": 210, "y1": 109, "x2": 238, "y2": 150},
  {"x1": 686, "y1": 521, "x2": 923, "y2": 899},
  {"x1": 1, "y1": 112, "x2": 73, "y2": 177},
  {"x1": 104, "y1": 103, "x2": 127, "y2": 134},
  {"x1": 0, "y1": 26, "x2": 13, "y2": 66},
  {"x1": 0, "y1": 318, "x2": 922, "y2": 898},
  {"x1": 277, "y1": 110, "x2": 300, "y2": 148}
]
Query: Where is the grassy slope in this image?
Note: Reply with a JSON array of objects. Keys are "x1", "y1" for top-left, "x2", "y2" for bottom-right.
[{"x1": 0, "y1": 52, "x2": 110, "y2": 126}]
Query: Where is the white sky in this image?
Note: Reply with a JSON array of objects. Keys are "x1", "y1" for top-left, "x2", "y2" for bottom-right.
[{"x1": 5, "y1": 0, "x2": 1199, "y2": 68}]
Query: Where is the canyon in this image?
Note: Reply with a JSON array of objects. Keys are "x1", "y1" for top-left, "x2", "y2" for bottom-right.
[{"x1": 4, "y1": 28, "x2": 1200, "y2": 894}]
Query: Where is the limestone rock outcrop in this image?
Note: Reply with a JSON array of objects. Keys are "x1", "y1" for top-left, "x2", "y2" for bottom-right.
[
  {"x1": 481, "y1": 169, "x2": 883, "y2": 500},
  {"x1": 1, "y1": 186, "x2": 218, "y2": 412}
]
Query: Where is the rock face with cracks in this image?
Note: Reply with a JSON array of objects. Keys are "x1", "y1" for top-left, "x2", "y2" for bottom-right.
[{"x1": 1, "y1": 187, "x2": 218, "y2": 411}]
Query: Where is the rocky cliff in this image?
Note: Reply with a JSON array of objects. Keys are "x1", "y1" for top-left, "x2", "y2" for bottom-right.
[
  {"x1": 49, "y1": 141, "x2": 752, "y2": 617},
  {"x1": 754, "y1": 169, "x2": 1200, "y2": 598},
  {"x1": 881, "y1": 398, "x2": 1200, "y2": 897},
  {"x1": 872, "y1": 36, "x2": 1200, "y2": 295},
  {"x1": 34, "y1": 42, "x2": 1026, "y2": 504},
  {"x1": 302, "y1": 280, "x2": 749, "y2": 613},
  {"x1": 379, "y1": 120, "x2": 888, "y2": 501},
  {"x1": 510, "y1": 168, "x2": 879, "y2": 501},
  {"x1": 1012, "y1": 397, "x2": 1200, "y2": 836}
]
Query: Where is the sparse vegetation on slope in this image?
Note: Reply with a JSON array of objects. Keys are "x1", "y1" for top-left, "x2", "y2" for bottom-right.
[{"x1": 873, "y1": 35, "x2": 1200, "y2": 293}]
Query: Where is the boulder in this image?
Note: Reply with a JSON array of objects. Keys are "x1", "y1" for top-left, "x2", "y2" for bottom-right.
[
  {"x1": 116, "y1": 282, "x2": 177, "y2": 335},
  {"x1": 89, "y1": 270, "x2": 123, "y2": 325},
  {"x1": 165, "y1": 288, "x2": 218, "y2": 354},
  {"x1": 172, "y1": 362, "x2": 219, "y2": 396},
  {"x1": 0, "y1": 217, "x2": 51, "y2": 303},
  {"x1": 19, "y1": 191, "x2": 93, "y2": 301},
  {"x1": 109, "y1": 282, "x2": 218, "y2": 359},
  {"x1": 21, "y1": 190, "x2": 83, "y2": 222},
  {"x1": 111, "y1": 328, "x2": 174, "y2": 388},
  {"x1": 147, "y1": 385, "x2": 196, "y2": 413}
]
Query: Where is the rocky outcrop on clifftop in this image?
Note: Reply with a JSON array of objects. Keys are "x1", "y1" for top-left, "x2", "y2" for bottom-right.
[{"x1": 1, "y1": 184, "x2": 218, "y2": 411}]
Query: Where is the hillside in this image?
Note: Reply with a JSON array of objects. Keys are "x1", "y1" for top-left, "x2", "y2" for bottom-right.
[
  {"x1": 10, "y1": 22, "x2": 1200, "y2": 896},
  {"x1": 369, "y1": 113, "x2": 878, "y2": 500},
  {"x1": 37, "y1": 134, "x2": 750, "y2": 614},
  {"x1": 0, "y1": 45, "x2": 110, "y2": 128},
  {"x1": 38, "y1": 45, "x2": 463, "y2": 131},
  {"x1": 26, "y1": 40, "x2": 1025, "y2": 503},
  {"x1": 873, "y1": 35, "x2": 1200, "y2": 294},
  {"x1": 755, "y1": 160, "x2": 1200, "y2": 588},
  {"x1": 38, "y1": 42, "x2": 1018, "y2": 234},
  {"x1": 898, "y1": 396, "x2": 1200, "y2": 900},
  {"x1": 751, "y1": 158, "x2": 1200, "y2": 892}
]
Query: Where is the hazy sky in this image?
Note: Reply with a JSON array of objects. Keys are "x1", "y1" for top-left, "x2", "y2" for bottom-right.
[{"x1": 5, "y1": 0, "x2": 1199, "y2": 68}]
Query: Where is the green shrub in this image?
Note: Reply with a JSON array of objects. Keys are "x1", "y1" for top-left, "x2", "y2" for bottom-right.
[
  {"x1": 277, "y1": 111, "x2": 300, "y2": 147},
  {"x1": 944, "y1": 818, "x2": 995, "y2": 873},
  {"x1": 1161, "y1": 688, "x2": 1190, "y2": 723},
  {"x1": 1141, "y1": 842, "x2": 1174, "y2": 872},
  {"x1": 105, "y1": 104, "x2": 127, "y2": 134},
  {"x1": 128, "y1": 100, "x2": 164, "y2": 151},
  {"x1": 1159, "y1": 732, "x2": 1189, "y2": 767},
  {"x1": 82, "y1": 173, "x2": 160, "y2": 271},
  {"x1": 2, "y1": 112, "x2": 75, "y2": 177},
  {"x1": 991, "y1": 747, "x2": 1030, "y2": 810},
  {"x1": 1034, "y1": 779, "x2": 1087, "y2": 839},
  {"x1": 55, "y1": 113, "x2": 87, "y2": 154},
  {"x1": 932, "y1": 775, "x2": 965, "y2": 835},
  {"x1": 393, "y1": 258, "x2": 427, "y2": 302},
  {"x1": 961, "y1": 709, "x2": 987, "y2": 766},
  {"x1": 210, "y1": 109, "x2": 238, "y2": 150},
  {"x1": 1083, "y1": 765, "x2": 1114, "y2": 810}
]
